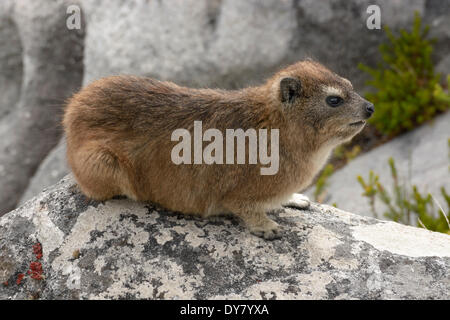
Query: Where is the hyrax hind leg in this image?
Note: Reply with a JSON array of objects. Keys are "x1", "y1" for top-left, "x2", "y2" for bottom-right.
[
  {"x1": 230, "y1": 206, "x2": 282, "y2": 240},
  {"x1": 70, "y1": 143, "x2": 132, "y2": 201},
  {"x1": 282, "y1": 193, "x2": 311, "y2": 209}
]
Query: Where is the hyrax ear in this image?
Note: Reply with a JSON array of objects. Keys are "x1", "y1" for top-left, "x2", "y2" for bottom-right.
[{"x1": 280, "y1": 77, "x2": 302, "y2": 104}]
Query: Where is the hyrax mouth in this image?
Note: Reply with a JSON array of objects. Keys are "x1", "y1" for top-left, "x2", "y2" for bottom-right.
[{"x1": 349, "y1": 120, "x2": 366, "y2": 127}]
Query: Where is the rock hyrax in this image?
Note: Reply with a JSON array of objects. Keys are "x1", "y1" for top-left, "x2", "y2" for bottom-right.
[{"x1": 63, "y1": 60, "x2": 374, "y2": 239}]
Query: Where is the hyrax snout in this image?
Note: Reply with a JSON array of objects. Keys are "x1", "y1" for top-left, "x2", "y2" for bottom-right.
[{"x1": 63, "y1": 60, "x2": 372, "y2": 239}]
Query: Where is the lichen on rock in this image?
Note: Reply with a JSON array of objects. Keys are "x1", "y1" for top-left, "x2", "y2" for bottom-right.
[{"x1": 0, "y1": 175, "x2": 449, "y2": 300}]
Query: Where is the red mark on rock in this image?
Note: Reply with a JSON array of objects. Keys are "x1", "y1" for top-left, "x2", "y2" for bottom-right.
[
  {"x1": 33, "y1": 243, "x2": 43, "y2": 260},
  {"x1": 27, "y1": 243, "x2": 44, "y2": 281},
  {"x1": 28, "y1": 261, "x2": 43, "y2": 280},
  {"x1": 16, "y1": 273, "x2": 25, "y2": 285},
  {"x1": 15, "y1": 242, "x2": 45, "y2": 285}
]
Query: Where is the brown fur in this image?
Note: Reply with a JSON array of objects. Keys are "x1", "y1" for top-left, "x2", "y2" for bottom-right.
[{"x1": 63, "y1": 60, "x2": 372, "y2": 239}]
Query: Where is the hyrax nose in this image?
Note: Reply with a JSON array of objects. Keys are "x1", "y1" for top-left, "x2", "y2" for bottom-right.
[{"x1": 365, "y1": 102, "x2": 375, "y2": 118}]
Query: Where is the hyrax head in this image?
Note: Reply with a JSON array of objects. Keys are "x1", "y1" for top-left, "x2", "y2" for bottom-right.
[{"x1": 272, "y1": 60, "x2": 374, "y2": 143}]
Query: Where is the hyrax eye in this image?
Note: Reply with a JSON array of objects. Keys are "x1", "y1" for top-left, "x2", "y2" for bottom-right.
[{"x1": 326, "y1": 96, "x2": 344, "y2": 107}]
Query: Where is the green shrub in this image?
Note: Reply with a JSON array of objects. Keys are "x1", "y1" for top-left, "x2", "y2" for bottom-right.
[
  {"x1": 357, "y1": 157, "x2": 450, "y2": 234},
  {"x1": 359, "y1": 12, "x2": 449, "y2": 136}
]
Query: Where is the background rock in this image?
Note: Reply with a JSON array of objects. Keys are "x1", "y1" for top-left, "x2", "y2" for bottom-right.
[
  {"x1": 305, "y1": 111, "x2": 450, "y2": 219},
  {"x1": 19, "y1": 139, "x2": 68, "y2": 205},
  {"x1": 0, "y1": 175, "x2": 449, "y2": 299},
  {"x1": 424, "y1": 0, "x2": 450, "y2": 72},
  {"x1": 0, "y1": 0, "x2": 22, "y2": 120},
  {"x1": 0, "y1": 0, "x2": 84, "y2": 215},
  {"x1": 80, "y1": 0, "x2": 435, "y2": 90}
]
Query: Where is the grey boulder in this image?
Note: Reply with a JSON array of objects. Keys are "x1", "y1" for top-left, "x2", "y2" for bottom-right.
[
  {"x1": 19, "y1": 139, "x2": 68, "y2": 205},
  {"x1": 1, "y1": 175, "x2": 449, "y2": 299},
  {"x1": 80, "y1": 0, "x2": 444, "y2": 91},
  {"x1": 0, "y1": 0, "x2": 84, "y2": 215}
]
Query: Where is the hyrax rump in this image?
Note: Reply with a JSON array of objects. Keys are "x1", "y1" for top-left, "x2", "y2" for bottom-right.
[{"x1": 63, "y1": 60, "x2": 374, "y2": 239}]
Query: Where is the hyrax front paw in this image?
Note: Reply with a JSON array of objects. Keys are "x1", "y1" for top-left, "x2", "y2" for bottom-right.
[
  {"x1": 283, "y1": 193, "x2": 310, "y2": 209},
  {"x1": 249, "y1": 219, "x2": 282, "y2": 240}
]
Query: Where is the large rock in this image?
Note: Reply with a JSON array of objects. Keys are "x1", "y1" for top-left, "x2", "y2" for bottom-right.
[
  {"x1": 0, "y1": 0, "x2": 22, "y2": 120},
  {"x1": 424, "y1": 0, "x2": 450, "y2": 74},
  {"x1": 1, "y1": 175, "x2": 449, "y2": 299},
  {"x1": 19, "y1": 139, "x2": 68, "y2": 205},
  {"x1": 306, "y1": 111, "x2": 450, "y2": 219},
  {"x1": 80, "y1": 0, "x2": 445, "y2": 90},
  {"x1": 0, "y1": 0, "x2": 84, "y2": 215}
]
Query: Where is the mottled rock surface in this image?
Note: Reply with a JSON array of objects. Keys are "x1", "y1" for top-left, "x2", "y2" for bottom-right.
[
  {"x1": 1, "y1": 176, "x2": 449, "y2": 300},
  {"x1": 305, "y1": 111, "x2": 450, "y2": 219}
]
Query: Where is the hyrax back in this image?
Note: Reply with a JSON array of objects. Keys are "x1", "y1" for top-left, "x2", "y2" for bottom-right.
[{"x1": 63, "y1": 60, "x2": 373, "y2": 239}]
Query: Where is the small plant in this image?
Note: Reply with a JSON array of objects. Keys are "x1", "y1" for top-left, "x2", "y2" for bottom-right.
[
  {"x1": 357, "y1": 157, "x2": 450, "y2": 234},
  {"x1": 314, "y1": 163, "x2": 334, "y2": 203},
  {"x1": 357, "y1": 170, "x2": 380, "y2": 219},
  {"x1": 333, "y1": 144, "x2": 361, "y2": 165},
  {"x1": 359, "y1": 12, "x2": 449, "y2": 136}
]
